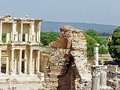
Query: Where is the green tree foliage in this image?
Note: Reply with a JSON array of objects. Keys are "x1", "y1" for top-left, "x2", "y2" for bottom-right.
[
  {"x1": 86, "y1": 29, "x2": 98, "y2": 41},
  {"x1": 41, "y1": 32, "x2": 59, "y2": 46},
  {"x1": 84, "y1": 33, "x2": 97, "y2": 59},
  {"x1": 98, "y1": 38, "x2": 108, "y2": 55},
  {"x1": 99, "y1": 45, "x2": 108, "y2": 55},
  {"x1": 98, "y1": 38, "x2": 108, "y2": 46},
  {"x1": 108, "y1": 27, "x2": 120, "y2": 62},
  {"x1": 85, "y1": 29, "x2": 109, "y2": 59}
]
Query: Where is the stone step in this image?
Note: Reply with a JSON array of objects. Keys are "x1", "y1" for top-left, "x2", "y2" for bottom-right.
[{"x1": 0, "y1": 74, "x2": 40, "y2": 84}]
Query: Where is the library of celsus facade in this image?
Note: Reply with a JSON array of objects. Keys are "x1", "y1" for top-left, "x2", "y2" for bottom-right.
[{"x1": 0, "y1": 15, "x2": 42, "y2": 82}]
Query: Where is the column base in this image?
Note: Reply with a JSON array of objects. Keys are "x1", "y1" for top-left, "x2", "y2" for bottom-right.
[
  {"x1": 10, "y1": 71, "x2": 16, "y2": 75},
  {"x1": 40, "y1": 73, "x2": 44, "y2": 81},
  {"x1": 29, "y1": 70, "x2": 34, "y2": 75},
  {"x1": 18, "y1": 72, "x2": 23, "y2": 75}
]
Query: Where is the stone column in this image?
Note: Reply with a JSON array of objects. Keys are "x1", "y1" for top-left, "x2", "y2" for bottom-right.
[
  {"x1": 24, "y1": 50, "x2": 27, "y2": 74},
  {"x1": 0, "y1": 22, "x2": 2, "y2": 43},
  {"x1": 94, "y1": 44, "x2": 100, "y2": 66},
  {"x1": 37, "y1": 23, "x2": 40, "y2": 42},
  {"x1": 32, "y1": 59, "x2": 35, "y2": 74},
  {"x1": 92, "y1": 65, "x2": 101, "y2": 90},
  {"x1": 100, "y1": 68, "x2": 107, "y2": 89},
  {"x1": 19, "y1": 49, "x2": 23, "y2": 74},
  {"x1": 37, "y1": 50, "x2": 40, "y2": 73},
  {"x1": 25, "y1": 34, "x2": 28, "y2": 42},
  {"x1": 12, "y1": 22, "x2": 17, "y2": 41},
  {"x1": 20, "y1": 23, "x2": 23, "y2": 42},
  {"x1": 10, "y1": 32, "x2": 13, "y2": 42},
  {"x1": 14, "y1": 59, "x2": 17, "y2": 74},
  {"x1": 29, "y1": 23, "x2": 34, "y2": 42},
  {"x1": 31, "y1": 23, "x2": 34, "y2": 42},
  {"x1": 29, "y1": 49, "x2": 33, "y2": 74},
  {"x1": 6, "y1": 57, "x2": 9, "y2": 74},
  {"x1": 6, "y1": 33, "x2": 10, "y2": 43},
  {"x1": 0, "y1": 48, "x2": 2, "y2": 74},
  {"x1": 11, "y1": 49, "x2": 15, "y2": 74}
]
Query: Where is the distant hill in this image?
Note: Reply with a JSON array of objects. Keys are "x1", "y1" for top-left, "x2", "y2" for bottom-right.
[{"x1": 41, "y1": 21, "x2": 118, "y2": 33}]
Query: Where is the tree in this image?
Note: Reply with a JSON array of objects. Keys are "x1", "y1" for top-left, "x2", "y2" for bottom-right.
[
  {"x1": 108, "y1": 27, "x2": 120, "y2": 62},
  {"x1": 86, "y1": 29, "x2": 98, "y2": 41},
  {"x1": 41, "y1": 32, "x2": 59, "y2": 46},
  {"x1": 84, "y1": 33, "x2": 97, "y2": 59},
  {"x1": 99, "y1": 45, "x2": 108, "y2": 55},
  {"x1": 98, "y1": 38, "x2": 108, "y2": 46}
]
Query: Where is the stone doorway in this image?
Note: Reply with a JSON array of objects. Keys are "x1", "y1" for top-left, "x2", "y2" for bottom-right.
[
  {"x1": 1, "y1": 57, "x2": 8, "y2": 74},
  {"x1": 1, "y1": 64, "x2": 6, "y2": 73}
]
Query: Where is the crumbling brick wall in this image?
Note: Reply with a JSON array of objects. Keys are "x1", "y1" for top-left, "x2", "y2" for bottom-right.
[{"x1": 46, "y1": 26, "x2": 91, "y2": 90}]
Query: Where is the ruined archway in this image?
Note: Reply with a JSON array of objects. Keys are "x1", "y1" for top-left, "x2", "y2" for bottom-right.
[{"x1": 46, "y1": 26, "x2": 92, "y2": 90}]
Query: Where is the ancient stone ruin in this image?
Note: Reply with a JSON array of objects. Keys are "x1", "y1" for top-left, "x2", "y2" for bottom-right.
[
  {"x1": 0, "y1": 15, "x2": 120, "y2": 90},
  {"x1": 44, "y1": 26, "x2": 92, "y2": 90},
  {"x1": 42, "y1": 26, "x2": 120, "y2": 90}
]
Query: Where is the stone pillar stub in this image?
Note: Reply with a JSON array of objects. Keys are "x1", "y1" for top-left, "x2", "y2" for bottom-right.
[
  {"x1": 92, "y1": 65, "x2": 101, "y2": 90},
  {"x1": 100, "y1": 66, "x2": 107, "y2": 87},
  {"x1": 94, "y1": 44, "x2": 100, "y2": 66}
]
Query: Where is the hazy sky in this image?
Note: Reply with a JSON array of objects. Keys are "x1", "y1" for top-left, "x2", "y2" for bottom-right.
[{"x1": 0, "y1": 0, "x2": 120, "y2": 25}]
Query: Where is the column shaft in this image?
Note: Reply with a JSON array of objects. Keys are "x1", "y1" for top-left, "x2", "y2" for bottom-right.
[
  {"x1": 12, "y1": 22, "x2": 16, "y2": 41},
  {"x1": 29, "y1": 49, "x2": 33, "y2": 74},
  {"x1": 33, "y1": 59, "x2": 35, "y2": 74},
  {"x1": 92, "y1": 66, "x2": 101, "y2": 90},
  {"x1": 29, "y1": 24, "x2": 32, "y2": 42},
  {"x1": 37, "y1": 51, "x2": 40, "y2": 73},
  {"x1": 25, "y1": 34, "x2": 28, "y2": 42},
  {"x1": 6, "y1": 57, "x2": 9, "y2": 74},
  {"x1": 37, "y1": 23, "x2": 40, "y2": 42},
  {"x1": 94, "y1": 44, "x2": 99, "y2": 66},
  {"x1": 24, "y1": 50, "x2": 27, "y2": 74},
  {"x1": 19, "y1": 49, "x2": 22, "y2": 74},
  {"x1": 20, "y1": 23, "x2": 23, "y2": 42},
  {"x1": 11, "y1": 49, "x2": 15, "y2": 74}
]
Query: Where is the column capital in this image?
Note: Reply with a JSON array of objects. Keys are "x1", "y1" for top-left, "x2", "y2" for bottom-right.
[
  {"x1": 11, "y1": 49, "x2": 15, "y2": 51},
  {"x1": 20, "y1": 49, "x2": 23, "y2": 51},
  {"x1": 30, "y1": 48, "x2": 33, "y2": 51}
]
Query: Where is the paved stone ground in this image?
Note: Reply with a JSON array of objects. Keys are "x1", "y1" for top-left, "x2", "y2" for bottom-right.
[{"x1": 0, "y1": 83, "x2": 44, "y2": 90}]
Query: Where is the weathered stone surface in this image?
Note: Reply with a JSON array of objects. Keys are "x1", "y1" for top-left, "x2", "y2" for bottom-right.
[{"x1": 46, "y1": 26, "x2": 91, "y2": 90}]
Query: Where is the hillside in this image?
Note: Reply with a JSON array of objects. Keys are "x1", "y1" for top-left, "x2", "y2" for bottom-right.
[{"x1": 41, "y1": 21, "x2": 117, "y2": 33}]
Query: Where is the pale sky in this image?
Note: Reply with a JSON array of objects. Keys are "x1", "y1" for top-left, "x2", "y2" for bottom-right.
[{"x1": 0, "y1": 0, "x2": 120, "y2": 25}]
